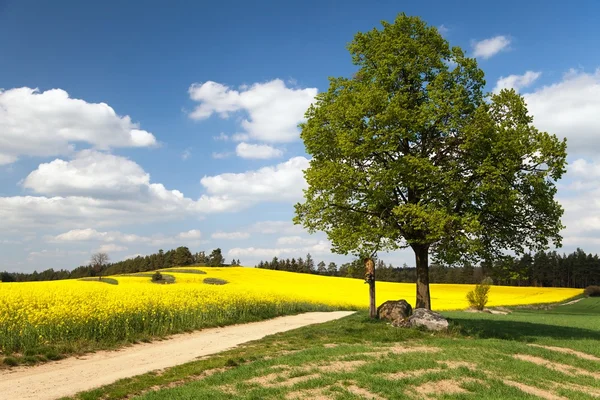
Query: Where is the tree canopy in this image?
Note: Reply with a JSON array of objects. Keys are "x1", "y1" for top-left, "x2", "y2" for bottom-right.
[{"x1": 294, "y1": 14, "x2": 567, "y2": 309}]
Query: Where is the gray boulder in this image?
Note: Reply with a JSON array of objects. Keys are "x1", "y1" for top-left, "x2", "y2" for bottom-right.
[
  {"x1": 377, "y1": 299, "x2": 412, "y2": 323},
  {"x1": 407, "y1": 308, "x2": 449, "y2": 331}
]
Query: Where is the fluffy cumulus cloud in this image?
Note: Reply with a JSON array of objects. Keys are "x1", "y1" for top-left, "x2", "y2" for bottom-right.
[
  {"x1": 2, "y1": 151, "x2": 310, "y2": 232},
  {"x1": 188, "y1": 79, "x2": 317, "y2": 143},
  {"x1": 200, "y1": 156, "x2": 309, "y2": 202},
  {"x1": 177, "y1": 229, "x2": 202, "y2": 239},
  {"x1": 22, "y1": 150, "x2": 150, "y2": 198},
  {"x1": 0, "y1": 87, "x2": 156, "y2": 165},
  {"x1": 494, "y1": 71, "x2": 541, "y2": 93},
  {"x1": 523, "y1": 69, "x2": 600, "y2": 155},
  {"x1": 541, "y1": 151, "x2": 600, "y2": 253},
  {"x1": 2, "y1": 151, "x2": 235, "y2": 230},
  {"x1": 52, "y1": 228, "x2": 202, "y2": 247},
  {"x1": 472, "y1": 35, "x2": 511, "y2": 59},
  {"x1": 235, "y1": 142, "x2": 283, "y2": 159}
]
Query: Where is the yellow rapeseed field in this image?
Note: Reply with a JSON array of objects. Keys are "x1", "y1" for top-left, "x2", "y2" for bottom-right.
[{"x1": 0, "y1": 267, "x2": 581, "y2": 353}]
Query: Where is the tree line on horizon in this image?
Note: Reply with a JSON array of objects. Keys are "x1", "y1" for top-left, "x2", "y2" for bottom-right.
[
  {"x1": 256, "y1": 248, "x2": 600, "y2": 288},
  {"x1": 0, "y1": 247, "x2": 240, "y2": 282},
  {"x1": 4, "y1": 246, "x2": 600, "y2": 289}
]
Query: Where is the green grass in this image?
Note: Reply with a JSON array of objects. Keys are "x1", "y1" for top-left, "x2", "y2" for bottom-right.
[
  {"x1": 79, "y1": 277, "x2": 119, "y2": 285},
  {"x1": 63, "y1": 298, "x2": 600, "y2": 400}
]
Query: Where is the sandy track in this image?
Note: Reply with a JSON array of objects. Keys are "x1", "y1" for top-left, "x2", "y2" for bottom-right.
[{"x1": 0, "y1": 311, "x2": 354, "y2": 400}]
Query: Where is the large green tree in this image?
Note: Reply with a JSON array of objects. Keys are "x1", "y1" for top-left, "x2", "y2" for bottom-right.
[{"x1": 294, "y1": 14, "x2": 567, "y2": 309}]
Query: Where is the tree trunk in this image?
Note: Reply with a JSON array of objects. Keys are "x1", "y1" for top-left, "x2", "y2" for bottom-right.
[
  {"x1": 413, "y1": 244, "x2": 431, "y2": 310},
  {"x1": 369, "y1": 278, "x2": 376, "y2": 318}
]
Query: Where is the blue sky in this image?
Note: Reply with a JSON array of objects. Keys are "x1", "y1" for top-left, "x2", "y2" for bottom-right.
[{"x1": 2, "y1": 0, "x2": 600, "y2": 272}]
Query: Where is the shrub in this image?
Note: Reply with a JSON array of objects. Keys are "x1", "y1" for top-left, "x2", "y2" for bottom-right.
[
  {"x1": 151, "y1": 271, "x2": 163, "y2": 282},
  {"x1": 584, "y1": 285, "x2": 600, "y2": 297},
  {"x1": 466, "y1": 277, "x2": 493, "y2": 310}
]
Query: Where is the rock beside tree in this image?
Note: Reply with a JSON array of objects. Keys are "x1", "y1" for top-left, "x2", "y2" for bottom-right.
[
  {"x1": 377, "y1": 300, "x2": 413, "y2": 323},
  {"x1": 396, "y1": 308, "x2": 448, "y2": 331}
]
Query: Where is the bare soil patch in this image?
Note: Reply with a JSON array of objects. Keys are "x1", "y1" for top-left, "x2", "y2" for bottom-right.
[
  {"x1": 412, "y1": 378, "x2": 478, "y2": 399},
  {"x1": 367, "y1": 345, "x2": 441, "y2": 357},
  {"x1": 124, "y1": 368, "x2": 228, "y2": 399},
  {"x1": 384, "y1": 360, "x2": 476, "y2": 380},
  {"x1": 286, "y1": 387, "x2": 332, "y2": 400},
  {"x1": 247, "y1": 371, "x2": 321, "y2": 388},
  {"x1": 551, "y1": 382, "x2": 600, "y2": 398},
  {"x1": 528, "y1": 344, "x2": 600, "y2": 361},
  {"x1": 310, "y1": 360, "x2": 367, "y2": 373},
  {"x1": 345, "y1": 382, "x2": 387, "y2": 400},
  {"x1": 514, "y1": 354, "x2": 600, "y2": 379},
  {"x1": 503, "y1": 379, "x2": 567, "y2": 400}
]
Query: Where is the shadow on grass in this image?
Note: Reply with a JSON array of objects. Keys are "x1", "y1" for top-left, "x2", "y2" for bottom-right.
[{"x1": 449, "y1": 317, "x2": 600, "y2": 342}]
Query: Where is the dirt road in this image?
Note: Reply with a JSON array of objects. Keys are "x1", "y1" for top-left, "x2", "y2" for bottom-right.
[{"x1": 0, "y1": 311, "x2": 354, "y2": 400}]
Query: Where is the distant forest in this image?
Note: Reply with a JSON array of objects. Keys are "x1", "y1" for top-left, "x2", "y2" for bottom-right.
[
  {"x1": 3, "y1": 247, "x2": 600, "y2": 288},
  {"x1": 256, "y1": 248, "x2": 600, "y2": 288},
  {"x1": 0, "y1": 247, "x2": 239, "y2": 283}
]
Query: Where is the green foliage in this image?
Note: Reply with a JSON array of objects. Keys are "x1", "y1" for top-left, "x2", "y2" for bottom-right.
[
  {"x1": 294, "y1": 13, "x2": 566, "y2": 308},
  {"x1": 466, "y1": 277, "x2": 493, "y2": 310},
  {"x1": 172, "y1": 247, "x2": 194, "y2": 267},
  {"x1": 208, "y1": 248, "x2": 224, "y2": 267},
  {"x1": 151, "y1": 271, "x2": 163, "y2": 282},
  {"x1": 585, "y1": 285, "x2": 600, "y2": 297}
]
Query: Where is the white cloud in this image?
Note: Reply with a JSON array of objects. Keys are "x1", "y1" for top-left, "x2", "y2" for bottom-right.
[
  {"x1": 211, "y1": 231, "x2": 251, "y2": 240},
  {"x1": 27, "y1": 248, "x2": 88, "y2": 261},
  {"x1": 2, "y1": 153, "x2": 243, "y2": 230},
  {"x1": 0, "y1": 87, "x2": 156, "y2": 165},
  {"x1": 181, "y1": 148, "x2": 192, "y2": 160},
  {"x1": 438, "y1": 24, "x2": 449, "y2": 35},
  {"x1": 472, "y1": 35, "x2": 511, "y2": 59},
  {"x1": 524, "y1": 68, "x2": 600, "y2": 155},
  {"x1": 227, "y1": 240, "x2": 331, "y2": 259},
  {"x1": 98, "y1": 243, "x2": 128, "y2": 253},
  {"x1": 52, "y1": 228, "x2": 202, "y2": 246},
  {"x1": 250, "y1": 221, "x2": 304, "y2": 235},
  {"x1": 213, "y1": 132, "x2": 229, "y2": 141},
  {"x1": 212, "y1": 151, "x2": 233, "y2": 159},
  {"x1": 494, "y1": 71, "x2": 541, "y2": 93},
  {"x1": 236, "y1": 142, "x2": 283, "y2": 159},
  {"x1": 200, "y1": 156, "x2": 309, "y2": 202},
  {"x1": 22, "y1": 150, "x2": 150, "y2": 198},
  {"x1": 177, "y1": 229, "x2": 202, "y2": 239},
  {"x1": 3, "y1": 153, "x2": 310, "y2": 233},
  {"x1": 188, "y1": 79, "x2": 317, "y2": 143},
  {"x1": 276, "y1": 236, "x2": 318, "y2": 246},
  {"x1": 231, "y1": 133, "x2": 250, "y2": 142}
]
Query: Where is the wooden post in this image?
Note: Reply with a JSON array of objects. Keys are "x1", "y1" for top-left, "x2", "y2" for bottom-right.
[{"x1": 365, "y1": 258, "x2": 376, "y2": 318}]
